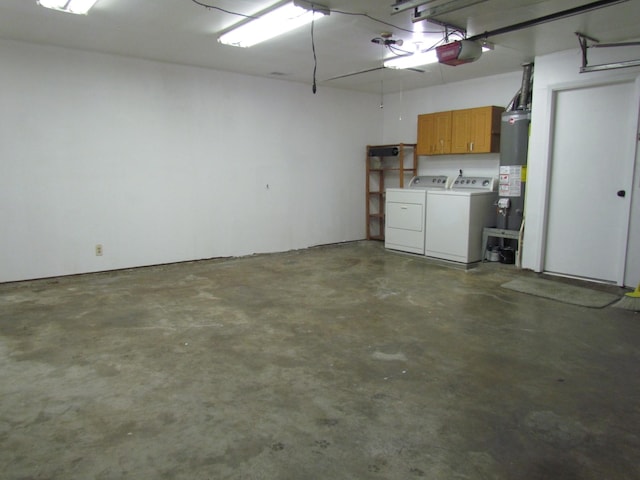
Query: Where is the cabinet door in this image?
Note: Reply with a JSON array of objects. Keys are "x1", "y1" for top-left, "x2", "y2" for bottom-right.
[
  {"x1": 451, "y1": 109, "x2": 472, "y2": 153},
  {"x1": 417, "y1": 114, "x2": 435, "y2": 155},
  {"x1": 433, "y1": 111, "x2": 452, "y2": 154},
  {"x1": 469, "y1": 106, "x2": 501, "y2": 153},
  {"x1": 418, "y1": 112, "x2": 452, "y2": 155}
]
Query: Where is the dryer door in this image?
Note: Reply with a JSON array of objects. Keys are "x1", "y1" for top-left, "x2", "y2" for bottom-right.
[{"x1": 385, "y1": 191, "x2": 426, "y2": 255}]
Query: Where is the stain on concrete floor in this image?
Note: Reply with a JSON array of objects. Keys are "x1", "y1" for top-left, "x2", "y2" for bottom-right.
[{"x1": 0, "y1": 241, "x2": 639, "y2": 479}]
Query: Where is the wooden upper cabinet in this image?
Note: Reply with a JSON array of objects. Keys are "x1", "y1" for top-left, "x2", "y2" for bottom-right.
[
  {"x1": 418, "y1": 106, "x2": 504, "y2": 156},
  {"x1": 417, "y1": 111, "x2": 452, "y2": 155},
  {"x1": 451, "y1": 106, "x2": 504, "y2": 154}
]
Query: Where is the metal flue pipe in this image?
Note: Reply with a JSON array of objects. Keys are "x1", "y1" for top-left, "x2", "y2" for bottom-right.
[{"x1": 517, "y1": 62, "x2": 534, "y2": 111}]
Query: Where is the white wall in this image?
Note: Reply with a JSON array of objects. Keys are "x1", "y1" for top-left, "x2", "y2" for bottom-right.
[
  {"x1": 382, "y1": 71, "x2": 523, "y2": 179},
  {"x1": 523, "y1": 48, "x2": 640, "y2": 287},
  {"x1": 0, "y1": 39, "x2": 381, "y2": 283},
  {"x1": 4, "y1": 38, "x2": 637, "y2": 286}
]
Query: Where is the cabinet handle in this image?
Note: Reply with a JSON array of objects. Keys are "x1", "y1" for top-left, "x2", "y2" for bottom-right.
[{"x1": 470, "y1": 141, "x2": 474, "y2": 152}]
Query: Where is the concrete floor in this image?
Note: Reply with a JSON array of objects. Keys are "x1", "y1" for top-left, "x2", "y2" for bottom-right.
[{"x1": 1, "y1": 241, "x2": 639, "y2": 480}]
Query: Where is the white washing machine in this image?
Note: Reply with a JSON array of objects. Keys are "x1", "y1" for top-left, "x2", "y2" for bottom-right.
[
  {"x1": 425, "y1": 177, "x2": 497, "y2": 263},
  {"x1": 385, "y1": 175, "x2": 449, "y2": 255}
]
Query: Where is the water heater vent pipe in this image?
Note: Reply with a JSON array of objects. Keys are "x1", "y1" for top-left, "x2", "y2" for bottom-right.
[{"x1": 518, "y1": 62, "x2": 534, "y2": 111}]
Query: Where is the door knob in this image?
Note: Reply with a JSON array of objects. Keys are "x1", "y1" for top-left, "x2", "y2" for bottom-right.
[{"x1": 617, "y1": 190, "x2": 626, "y2": 197}]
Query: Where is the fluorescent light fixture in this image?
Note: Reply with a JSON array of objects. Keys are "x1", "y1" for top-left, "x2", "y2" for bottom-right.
[
  {"x1": 218, "y1": 1, "x2": 328, "y2": 48},
  {"x1": 384, "y1": 39, "x2": 493, "y2": 69},
  {"x1": 37, "y1": 0, "x2": 99, "y2": 15},
  {"x1": 384, "y1": 49, "x2": 439, "y2": 69}
]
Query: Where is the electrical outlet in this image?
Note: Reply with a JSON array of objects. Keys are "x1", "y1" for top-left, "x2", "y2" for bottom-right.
[{"x1": 95, "y1": 244, "x2": 103, "y2": 256}]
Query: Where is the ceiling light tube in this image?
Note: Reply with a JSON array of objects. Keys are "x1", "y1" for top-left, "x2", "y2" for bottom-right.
[
  {"x1": 218, "y1": 1, "x2": 328, "y2": 48},
  {"x1": 37, "y1": 0, "x2": 99, "y2": 15},
  {"x1": 384, "y1": 49, "x2": 439, "y2": 69}
]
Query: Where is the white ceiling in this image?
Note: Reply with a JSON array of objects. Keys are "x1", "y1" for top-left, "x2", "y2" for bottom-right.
[{"x1": 0, "y1": 0, "x2": 639, "y2": 94}]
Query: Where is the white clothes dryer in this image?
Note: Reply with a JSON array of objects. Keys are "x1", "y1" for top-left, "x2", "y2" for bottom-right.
[{"x1": 385, "y1": 175, "x2": 449, "y2": 255}]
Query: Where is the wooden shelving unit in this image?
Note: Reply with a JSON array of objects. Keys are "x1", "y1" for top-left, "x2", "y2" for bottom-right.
[{"x1": 366, "y1": 143, "x2": 418, "y2": 241}]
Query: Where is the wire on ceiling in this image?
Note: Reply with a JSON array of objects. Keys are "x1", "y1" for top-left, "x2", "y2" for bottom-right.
[
  {"x1": 190, "y1": 0, "x2": 445, "y2": 35},
  {"x1": 311, "y1": 13, "x2": 318, "y2": 94},
  {"x1": 190, "y1": 0, "x2": 258, "y2": 18},
  {"x1": 377, "y1": 40, "x2": 385, "y2": 108},
  {"x1": 190, "y1": 1, "x2": 464, "y2": 93},
  {"x1": 329, "y1": 9, "x2": 441, "y2": 35},
  {"x1": 387, "y1": 44, "x2": 413, "y2": 56}
]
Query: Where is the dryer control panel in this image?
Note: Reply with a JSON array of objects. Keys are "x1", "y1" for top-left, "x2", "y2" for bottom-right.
[
  {"x1": 408, "y1": 175, "x2": 449, "y2": 189},
  {"x1": 451, "y1": 176, "x2": 496, "y2": 191}
]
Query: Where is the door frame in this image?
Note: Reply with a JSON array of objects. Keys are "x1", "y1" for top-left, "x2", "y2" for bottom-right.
[{"x1": 537, "y1": 76, "x2": 640, "y2": 286}]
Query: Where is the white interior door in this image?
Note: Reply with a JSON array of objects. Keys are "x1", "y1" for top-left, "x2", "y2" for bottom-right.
[{"x1": 544, "y1": 81, "x2": 636, "y2": 284}]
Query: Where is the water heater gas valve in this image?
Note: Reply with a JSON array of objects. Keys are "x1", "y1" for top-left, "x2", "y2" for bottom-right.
[{"x1": 498, "y1": 198, "x2": 510, "y2": 209}]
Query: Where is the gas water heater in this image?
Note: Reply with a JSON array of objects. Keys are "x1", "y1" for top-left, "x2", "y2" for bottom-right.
[{"x1": 498, "y1": 63, "x2": 533, "y2": 231}]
